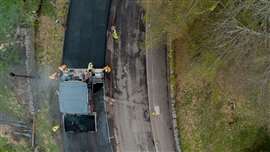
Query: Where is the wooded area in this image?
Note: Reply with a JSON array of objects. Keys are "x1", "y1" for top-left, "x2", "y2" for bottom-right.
[{"x1": 145, "y1": 0, "x2": 270, "y2": 151}]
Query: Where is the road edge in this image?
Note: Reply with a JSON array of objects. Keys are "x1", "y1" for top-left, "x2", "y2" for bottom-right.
[{"x1": 166, "y1": 37, "x2": 182, "y2": 152}]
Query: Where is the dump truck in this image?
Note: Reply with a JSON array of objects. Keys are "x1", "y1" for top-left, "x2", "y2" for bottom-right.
[
  {"x1": 51, "y1": 63, "x2": 111, "y2": 133},
  {"x1": 59, "y1": 79, "x2": 97, "y2": 133}
]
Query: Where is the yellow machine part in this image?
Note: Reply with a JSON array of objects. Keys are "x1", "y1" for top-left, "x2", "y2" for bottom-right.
[{"x1": 104, "y1": 65, "x2": 112, "y2": 73}]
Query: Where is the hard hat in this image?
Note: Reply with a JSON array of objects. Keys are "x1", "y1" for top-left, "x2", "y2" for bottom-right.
[
  {"x1": 52, "y1": 125, "x2": 60, "y2": 132},
  {"x1": 88, "y1": 62, "x2": 93, "y2": 70},
  {"x1": 58, "y1": 64, "x2": 67, "y2": 72}
]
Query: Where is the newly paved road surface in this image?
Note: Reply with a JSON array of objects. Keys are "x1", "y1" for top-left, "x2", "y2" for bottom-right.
[
  {"x1": 108, "y1": 0, "x2": 155, "y2": 151},
  {"x1": 146, "y1": 44, "x2": 176, "y2": 152},
  {"x1": 63, "y1": 0, "x2": 111, "y2": 68},
  {"x1": 62, "y1": 0, "x2": 113, "y2": 151}
]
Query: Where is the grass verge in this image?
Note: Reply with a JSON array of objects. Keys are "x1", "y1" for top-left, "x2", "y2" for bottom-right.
[
  {"x1": 174, "y1": 27, "x2": 270, "y2": 152},
  {"x1": 0, "y1": 136, "x2": 31, "y2": 152},
  {"x1": 144, "y1": 0, "x2": 270, "y2": 151},
  {"x1": 34, "y1": 0, "x2": 68, "y2": 151}
]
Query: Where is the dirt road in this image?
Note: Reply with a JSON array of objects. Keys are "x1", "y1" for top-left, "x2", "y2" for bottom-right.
[{"x1": 108, "y1": 0, "x2": 155, "y2": 151}]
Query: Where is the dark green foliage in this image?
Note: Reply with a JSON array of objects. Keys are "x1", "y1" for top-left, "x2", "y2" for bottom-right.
[
  {"x1": 42, "y1": 0, "x2": 56, "y2": 18},
  {"x1": 245, "y1": 127, "x2": 270, "y2": 152},
  {"x1": 145, "y1": 0, "x2": 270, "y2": 151},
  {"x1": 0, "y1": 0, "x2": 23, "y2": 38},
  {"x1": 0, "y1": 136, "x2": 31, "y2": 152}
]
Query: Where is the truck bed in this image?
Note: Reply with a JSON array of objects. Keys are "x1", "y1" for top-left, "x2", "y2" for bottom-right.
[{"x1": 63, "y1": 87, "x2": 112, "y2": 152}]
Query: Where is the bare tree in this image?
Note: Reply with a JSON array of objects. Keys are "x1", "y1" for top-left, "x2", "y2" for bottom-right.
[{"x1": 209, "y1": 0, "x2": 270, "y2": 103}]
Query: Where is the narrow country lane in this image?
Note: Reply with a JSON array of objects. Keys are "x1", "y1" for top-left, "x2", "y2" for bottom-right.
[{"x1": 108, "y1": 0, "x2": 156, "y2": 151}]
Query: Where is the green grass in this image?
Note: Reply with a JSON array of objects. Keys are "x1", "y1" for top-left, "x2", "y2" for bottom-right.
[
  {"x1": 0, "y1": 0, "x2": 23, "y2": 38},
  {"x1": 0, "y1": 136, "x2": 31, "y2": 152},
  {"x1": 41, "y1": 0, "x2": 57, "y2": 18},
  {"x1": 176, "y1": 75, "x2": 270, "y2": 152},
  {"x1": 0, "y1": 0, "x2": 24, "y2": 73},
  {"x1": 36, "y1": 101, "x2": 59, "y2": 152},
  {"x1": 33, "y1": 1, "x2": 68, "y2": 151},
  {"x1": 0, "y1": 46, "x2": 21, "y2": 74},
  {"x1": 0, "y1": 0, "x2": 65, "y2": 151},
  {"x1": 174, "y1": 26, "x2": 270, "y2": 151},
  {"x1": 145, "y1": 0, "x2": 270, "y2": 151},
  {"x1": 0, "y1": 0, "x2": 42, "y2": 73},
  {"x1": 0, "y1": 0, "x2": 42, "y2": 121},
  {"x1": 0, "y1": 85, "x2": 27, "y2": 119}
]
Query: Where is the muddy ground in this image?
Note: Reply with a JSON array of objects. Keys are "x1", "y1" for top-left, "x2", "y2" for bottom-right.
[{"x1": 106, "y1": 0, "x2": 156, "y2": 151}]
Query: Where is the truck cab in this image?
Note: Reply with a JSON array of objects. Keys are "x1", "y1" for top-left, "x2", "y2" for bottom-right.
[{"x1": 56, "y1": 64, "x2": 110, "y2": 133}]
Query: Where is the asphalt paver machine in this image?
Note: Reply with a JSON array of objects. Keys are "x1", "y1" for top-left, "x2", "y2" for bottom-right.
[{"x1": 50, "y1": 63, "x2": 111, "y2": 133}]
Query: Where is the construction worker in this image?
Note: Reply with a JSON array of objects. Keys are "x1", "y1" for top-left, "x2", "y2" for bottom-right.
[
  {"x1": 88, "y1": 62, "x2": 94, "y2": 72},
  {"x1": 104, "y1": 65, "x2": 112, "y2": 73},
  {"x1": 49, "y1": 64, "x2": 67, "y2": 80},
  {"x1": 151, "y1": 112, "x2": 157, "y2": 117},
  {"x1": 151, "y1": 106, "x2": 160, "y2": 117},
  {"x1": 59, "y1": 64, "x2": 68, "y2": 72},
  {"x1": 49, "y1": 64, "x2": 72, "y2": 81},
  {"x1": 111, "y1": 26, "x2": 119, "y2": 40},
  {"x1": 49, "y1": 72, "x2": 59, "y2": 80},
  {"x1": 52, "y1": 125, "x2": 60, "y2": 132}
]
